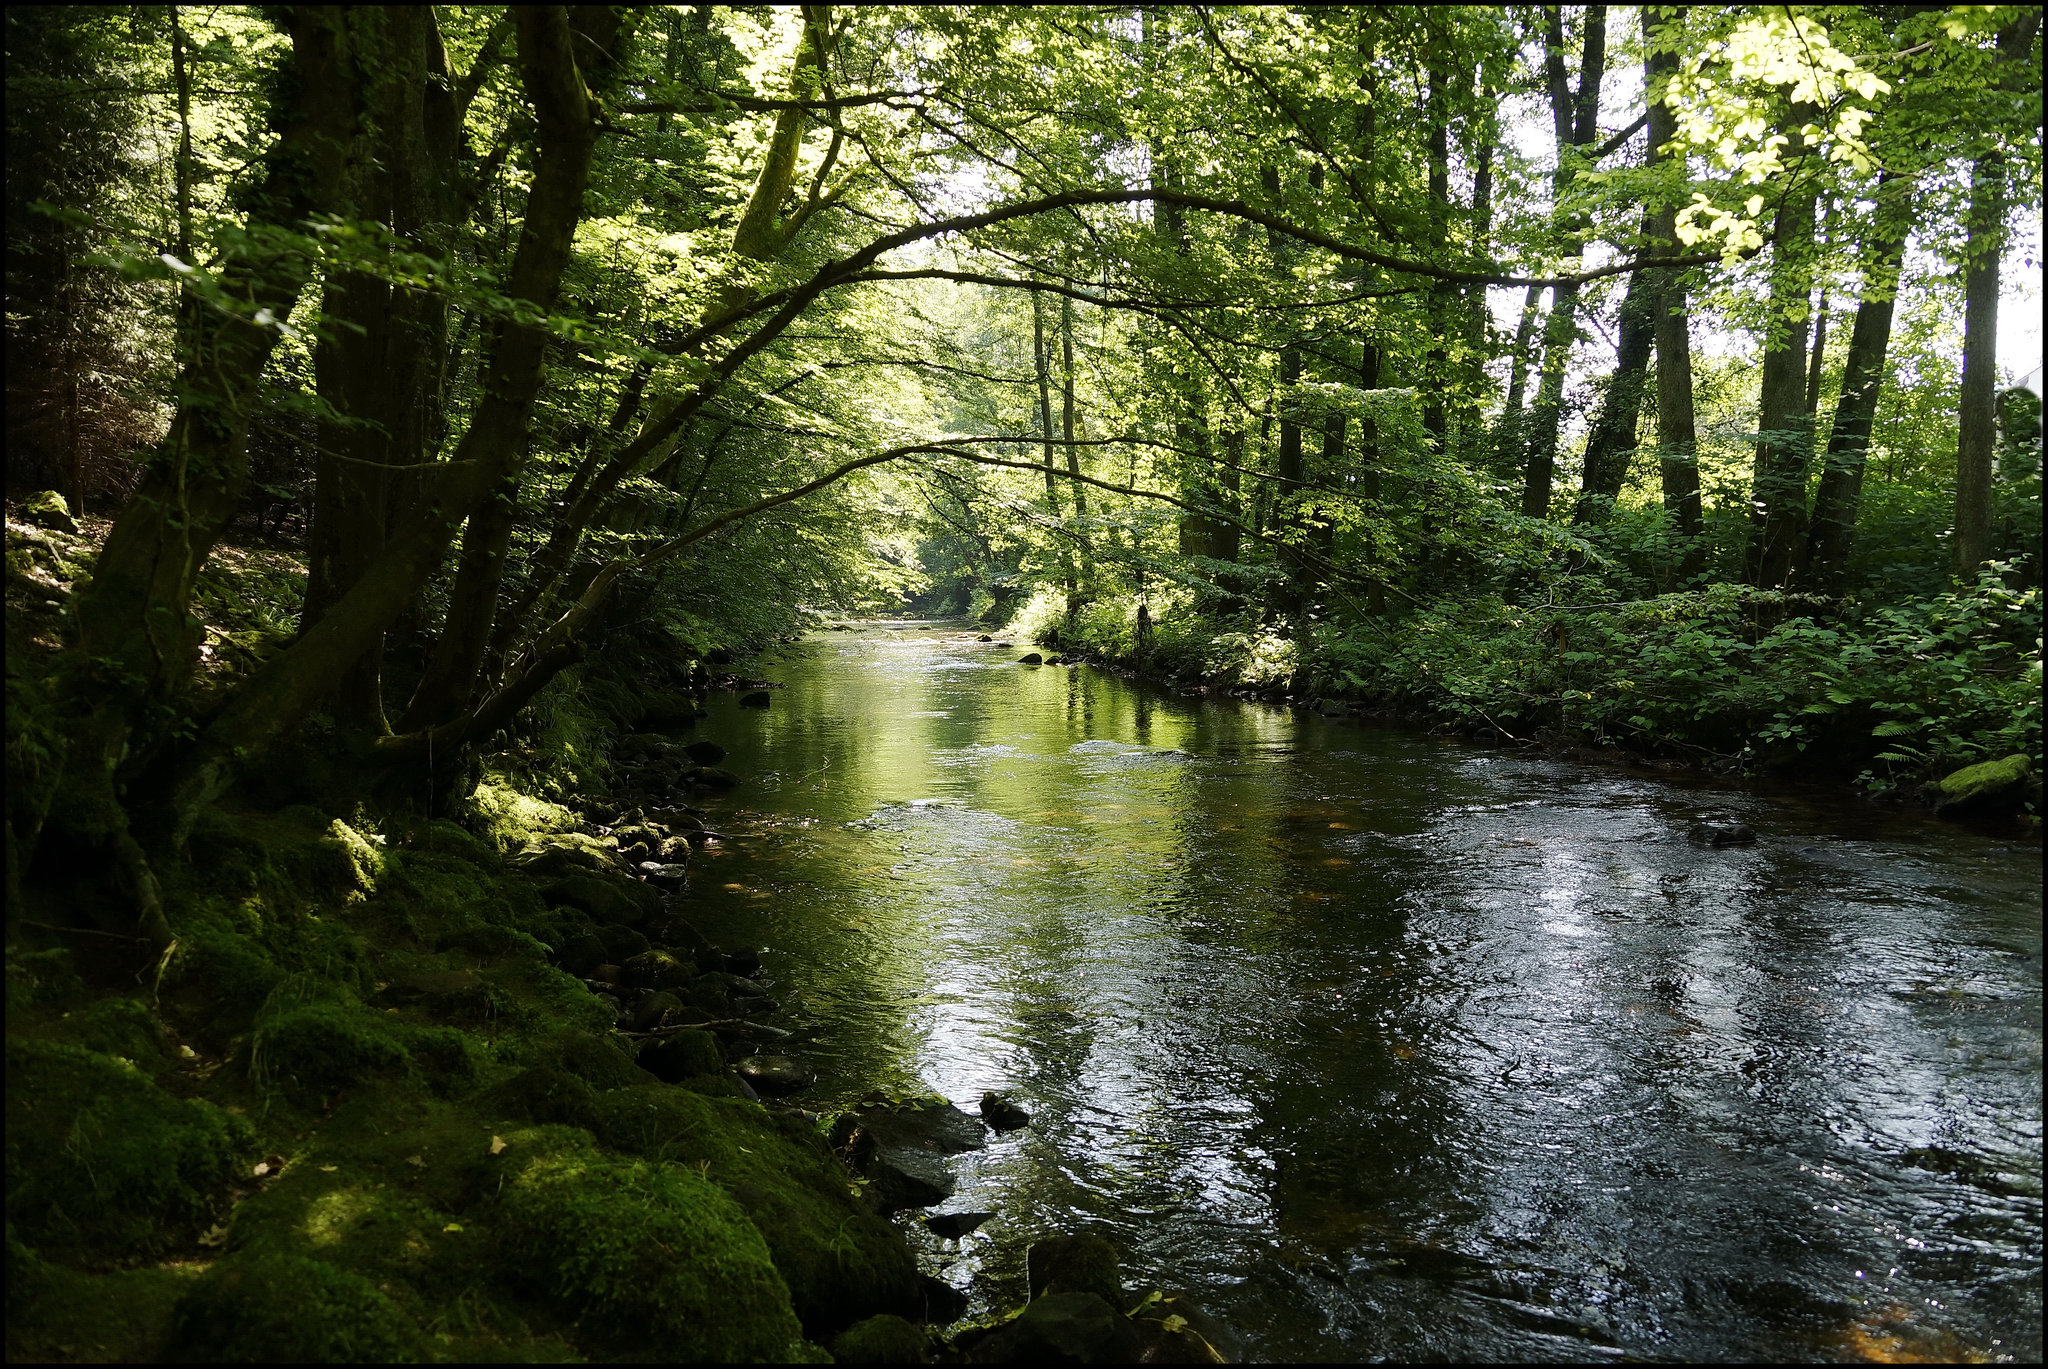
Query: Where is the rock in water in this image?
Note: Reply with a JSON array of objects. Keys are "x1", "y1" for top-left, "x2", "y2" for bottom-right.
[
  {"x1": 1687, "y1": 822, "x2": 1757, "y2": 847},
  {"x1": 1027, "y1": 1233, "x2": 1124, "y2": 1306},
  {"x1": 684, "y1": 739, "x2": 727, "y2": 764},
  {"x1": 969, "y1": 1292, "x2": 1141, "y2": 1364},
  {"x1": 976, "y1": 634, "x2": 993, "y2": 642},
  {"x1": 736, "y1": 1055, "x2": 815, "y2": 1095},
  {"x1": 831, "y1": 1097, "x2": 987, "y2": 1213},
  {"x1": 739, "y1": 689, "x2": 772, "y2": 708},
  {"x1": 1018, "y1": 653, "x2": 1043, "y2": 665},
  {"x1": 1130, "y1": 1290, "x2": 1242, "y2": 1362},
  {"x1": 638, "y1": 861, "x2": 689, "y2": 888},
  {"x1": 925, "y1": 1210, "x2": 994, "y2": 1239},
  {"x1": 980, "y1": 1090, "x2": 1031, "y2": 1132},
  {"x1": 830, "y1": 1314, "x2": 930, "y2": 1365}
]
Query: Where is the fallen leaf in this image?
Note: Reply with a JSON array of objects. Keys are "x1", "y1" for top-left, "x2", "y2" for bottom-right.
[
  {"x1": 178, "y1": 1045, "x2": 199, "y2": 1060},
  {"x1": 443, "y1": 1222, "x2": 464, "y2": 1234},
  {"x1": 318, "y1": 1164, "x2": 338, "y2": 1172},
  {"x1": 197, "y1": 1224, "x2": 229, "y2": 1248},
  {"x1": 488, "y1": 1135, "x2": 508, "y2": 1156},
  {"x1": 252, "y1": 1162, "x2": 270, "y2": 1178},
  {"x1": 406, "y1": 1155, "x2": 426, "y2": 1169}
]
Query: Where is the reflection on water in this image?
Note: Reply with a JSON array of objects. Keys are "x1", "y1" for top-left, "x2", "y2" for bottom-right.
[{"x1": 685, "y1": 625, "x2": 2042, "y2": 1361}]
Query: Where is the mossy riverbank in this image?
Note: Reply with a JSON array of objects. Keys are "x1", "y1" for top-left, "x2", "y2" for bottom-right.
[{"x1": 6, "y1": 508, "x2": 929, "y2": 1362}]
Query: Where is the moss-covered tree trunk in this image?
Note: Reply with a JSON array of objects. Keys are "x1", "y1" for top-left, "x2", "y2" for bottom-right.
[
  {"x1": 47, "y1": 6, "x2": 360, "y2": 939},
  {"x1": 158, "y1": 5, "x2": 621, "y2": 841}
]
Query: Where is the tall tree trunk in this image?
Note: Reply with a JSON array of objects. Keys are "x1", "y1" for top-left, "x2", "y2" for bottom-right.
[
  {"x1": 1267, "y1": 344, "x2": 1306, "y2": 620},
  {"x1": 52, "y1": 6, "x2": 359, "y2": 936},
  {"x1": 1643, "y1": 6, "x2": 1701, "y2": 577},
  {"x1": 1805, "y1": 172, "x2": 1909, "y2": 587},
  {"x1": 160, "y1": 5, "x2": 619, "y2": 838},
  {"x1": 306, "y1": 6, "x2": 454, "y2": 735},
  {"x1": 1521, "y1": 3, "x2": 1605, "y2": 519},
  {"x1": 1953, "y1": 150, "x2": 2005, "y2": 580},
  {"x1": 1033, "y1": 292, "x2": 1059, "y2": 512},
  {"x1": 1744, "y1": 101, "x2": 1822, "y2": 587},
  {"x1": 1423, "y1": 62, "x2": 1452, "y2": 449}
]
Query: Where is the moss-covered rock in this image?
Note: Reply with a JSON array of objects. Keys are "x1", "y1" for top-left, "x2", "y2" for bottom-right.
[
  {"x1": 161, "y1": 923, "x2": 283, "y2": 1043},
  {"x1": 637, "y1": 1027, "x2": 724, "y2": 1082},
  {"x1": 6, "y1": 1041, "x2": 251, "y2": 1259},
  {"x1": 6, "y1": 1233, "x2": 199, "y2": 1362},
  {"x1": 544, "y1": 872, "x2": 656, "y2": 926},
  {"x1": 18, "y1": 490, "x2": 78, "y2": 533},
  {"x1": 590, "y1": 1085, "x2": 922, "y2": 1332},
  {"x1": 499, "y1": 1133, "x2": 806, "y2": 1360},
  {"x1": 55, "y1": 994, "x2": 167, "y2": 1073},
  {"x1": 1936, "y1": 752, "x2": 2033, "y2": 817},
  {"x1": 833, "y1": 1312, "x2": 931, "y2": 1363},
  {"x1": 167, "y1": 1253, "x2": 423, "y2": 1363},
  {"x1": 251, "y1": 994, "x2": 412, "y2": 1104}
]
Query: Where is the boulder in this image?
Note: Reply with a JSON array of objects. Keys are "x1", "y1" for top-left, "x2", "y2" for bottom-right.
[
  {"x1": 1687, "y1": 822, "x2": 1756, "y2": 848},
  {"x1": 595, "y1": 924, "x2": 650, "y2": 960},
  {"x1": 621, "y1": 949, "x2": 693, "y2": 991},
  {"x1": 861, "y1": 1145, "x2": 956, "y2": 1213},
  {"x1": 638, "y1": 692, "x2": 701, "y2": 729},
  {"x1": 639, "y1": 861, "x2": 690, "y2": 889},
  {"x1": 18, "y1": 490, "x2": 78, "y2": 533},
  {"x1": 831, "y1": 1314, "x2": 930, "y2": 1365},
  {"x1": 686, "y1": 765, "x2": 743, "y2": 790},
  {"x1": 1018, "y1": 653, "x2": 1044, "y2": 665},
  {"x1": 543, "y1": 873, "x2": 654, "y2": 926},
  {"x1": 638, "y1": 1029, "x2": 725, "y2": 1083},
  {"x1": 1027, "y1": 1233, "x2": 1124, "y2": 1306},
  {"x1": 555, "y1": 931, "x2": 608, "y2": 977},
  {"x1": 736, "y1": 1055, "x2": 816, "y2": 1096},
  {"x1": 1129, "y1": 1290, "x2": 1241, "y2": 1363},
  {"x1": 969, "y1": 1292, "x2": 1141, "y2": 1365},
  {"x1": 685, "y1": 740, "x2": 728, "y2": 764},
  {"x1": 980, "y1": 1090, "x2": 1031, "y2": 1132},
  {"x1": 1935, "y1": 753, "x2": 2033, "y2": 819},
  {"x1": 624, "y1": 991, "x2": 683, "y2": 1033},
  {"x1": 740, "y1": 690, "x2": 773, "y2": 708},
  {"x1": 724, "y1": 945, "x2": 763, "y2": 977}
]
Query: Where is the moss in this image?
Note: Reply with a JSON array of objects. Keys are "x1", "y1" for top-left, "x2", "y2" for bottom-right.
[
  {"x1": 5, "y1": 1234, "x2": 199, "y2": 1362},
  {"x1": 401, "y1": 1024, "x2": 485, "y2": 1095},
  {"x1": 162, "y1": 923, "x2": 283, "y2": 1042},
  {"x1": 590, "y1": 1085, "x2": 922, "y2": 1332},
  {"x1": 57, "y1": 995, "x2": 168, "y2": 1074},
  {"x1": 832, "y1": 1313, "x2": 930, "y2": 1363},
  {"x1": 483, "y1": 1066, "x2": 602, "y2": 1129},
  {"x1": 167, "y1": 1253, "x2": 423, "y2": 1363},
  {"x1": 498, "y1": 1132, "x2": 806, "y2": 1361},
  {"x1": 470, "y1": 780, "x2": 578, "y2": 854},
  {"x1": 5, "y1": 946, "x2": 84, "y2": 1011},
  {"x1": 1938, "y1": 752, "x2": 2032, "y2": 803},
  {"x1": 251, "y1": 991, "x2": 412, "y2": 1104},
  {"x1": 6, "y1": 1041, "x2": 252, "y2": 1259}
]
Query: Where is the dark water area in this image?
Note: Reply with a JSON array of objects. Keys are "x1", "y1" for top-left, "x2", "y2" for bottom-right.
[{"x1": 683, "y1": 623, "x2": 2042, "y2": 1362}]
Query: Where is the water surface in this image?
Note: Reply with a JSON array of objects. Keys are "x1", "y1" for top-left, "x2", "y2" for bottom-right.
[{"x1": 685, "y1": 624, "x2": 2041, "y2": 1362}]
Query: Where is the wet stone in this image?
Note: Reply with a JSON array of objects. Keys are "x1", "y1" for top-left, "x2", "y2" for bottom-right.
[
  {"x1": 980, "y1": 1090, "x2": 1031, "y2": 1132},
  {"x1": 1018, "y1": 653, "x2": 1044, "y2": 665},
  {"x1": 1688, "y1": 822, "x2": 1757, "y2": 847},
  {"x1": 638, "y1": 861, "x2": 690, "y2": 888},
  {"x1": 735, "y1": 1054, "x2": 815, "y2": 1095},
  {"x1": 684, "y1": 740, "x2": 727, "y2": 764},
  {"x1": 739, "y1": 690, "x2": 773, "y2": 708},
  {"x1": 1028, "y1": 1232, "x2": 1124, "y2": 1306},
  {"x1": 924, "y1": 1210, "x2": 994, "y2": 1239}
]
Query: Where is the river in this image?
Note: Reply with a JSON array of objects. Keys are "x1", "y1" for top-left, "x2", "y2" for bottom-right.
[{"x1": 680, "y1": 623, "x2": 2041, "y2": 1362}]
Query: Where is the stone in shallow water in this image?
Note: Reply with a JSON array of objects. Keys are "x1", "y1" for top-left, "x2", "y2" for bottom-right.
[
  {"x1": 1687, "y1": 822, "x2": 1756, "y2": 847},
  {"x1": 736, "y1": 1054, "x2": 815, "y2": 1095},
  {"x1": 739, "y1": 690, "x2": 773, "y2": 708},
  {"x1": 924, "y1": 1210, "x2": 994, "y2": 1238},
  {"x1": 980, "y1": 1090, "x2": 1031, "y2": 1132},
  {"x1": 638, "y1": 861, "x2": 689, "y2": 888}
]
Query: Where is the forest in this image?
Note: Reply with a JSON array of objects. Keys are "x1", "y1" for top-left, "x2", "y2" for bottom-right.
[{"x1": 5, "y1": 4, "x2": 2043, "y2": 1364}]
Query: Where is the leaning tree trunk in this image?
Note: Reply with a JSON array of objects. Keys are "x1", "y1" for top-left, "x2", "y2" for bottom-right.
[{"x1": 1573, "y1": 218, "x2": 1657, "y2": 524}]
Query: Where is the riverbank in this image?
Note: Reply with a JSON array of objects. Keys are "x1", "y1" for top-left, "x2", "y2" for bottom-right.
[
  {"x1": 4, "y1": 510, "x2": 949, "y2": 1361},
  {"x1": 1003, "y1": 582, "x2": 2042, "y2": 821}
]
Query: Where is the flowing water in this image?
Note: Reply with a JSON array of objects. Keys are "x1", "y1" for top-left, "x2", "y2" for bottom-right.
[{"x1": 681, "y1": 624, "x2": 2041, "y2": 1362}]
